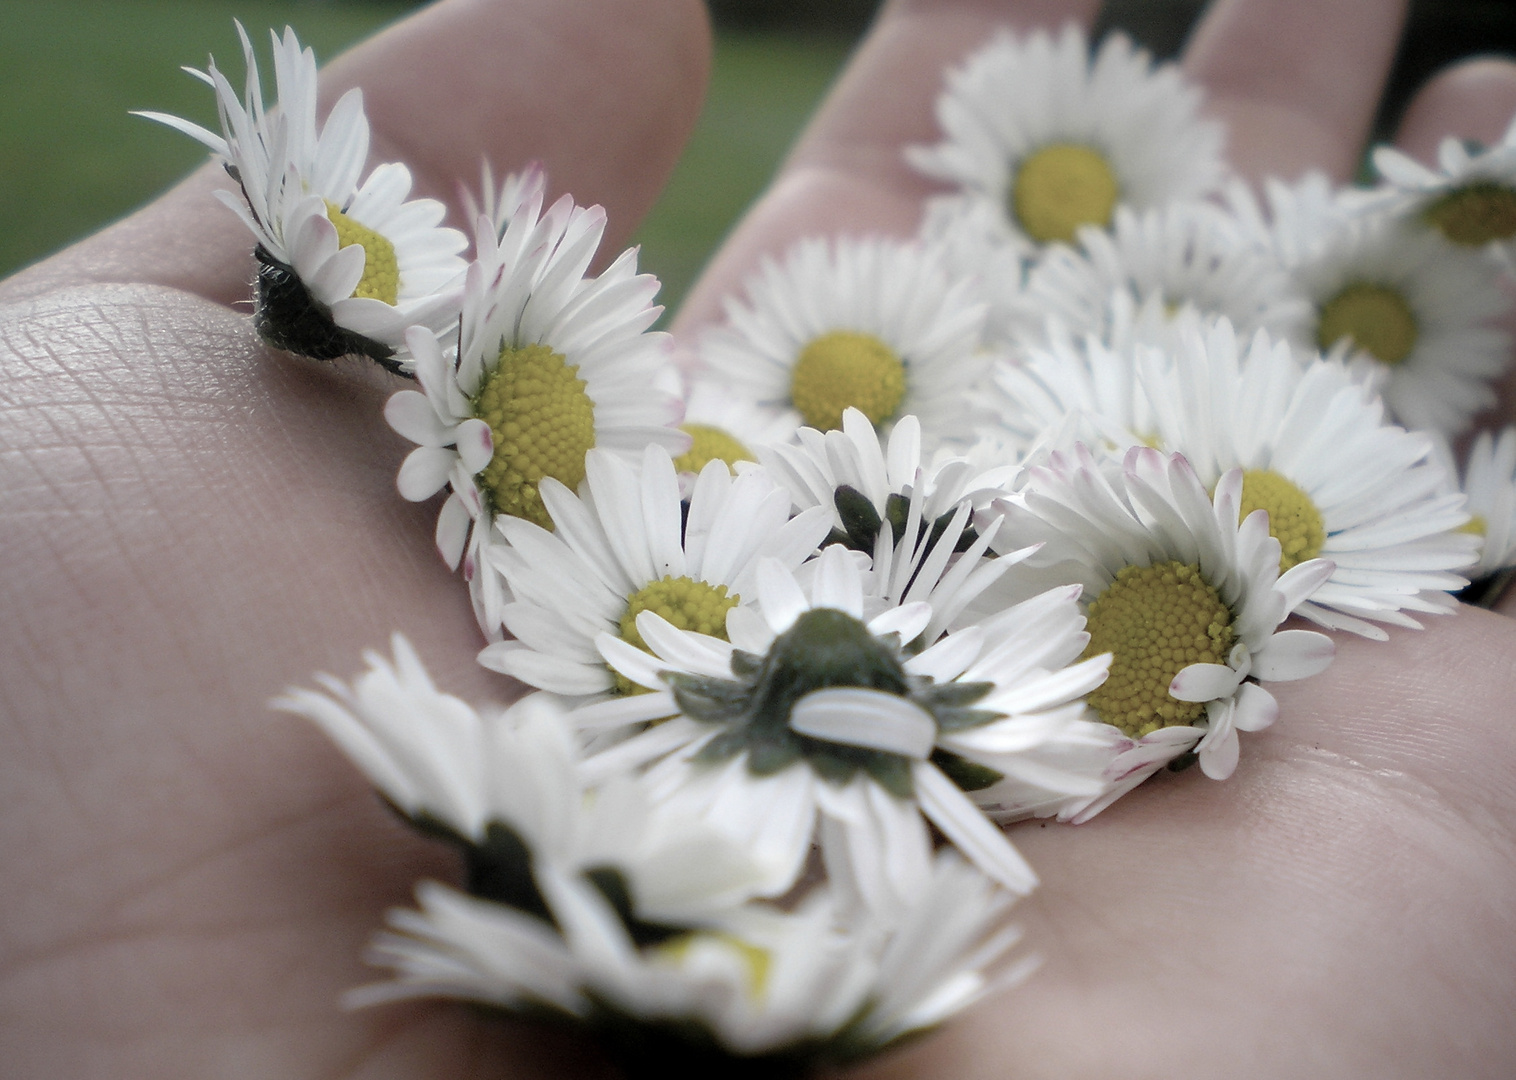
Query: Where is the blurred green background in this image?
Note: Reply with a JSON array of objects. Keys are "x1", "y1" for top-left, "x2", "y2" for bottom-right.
[{"x1": 2, "y1": 0, "x2": 1513, "y2": 315}]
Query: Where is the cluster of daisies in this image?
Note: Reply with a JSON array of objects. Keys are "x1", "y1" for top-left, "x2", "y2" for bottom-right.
[{"x1": 143, "y1": 20, "x2": 1516, "y2": 1076}]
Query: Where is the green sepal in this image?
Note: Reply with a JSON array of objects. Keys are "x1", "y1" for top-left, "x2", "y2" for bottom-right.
[
  {"x1": 930, "y1": 749, "x2": 1004, "y2": 792},
  {"x1": 834, "y1": 485, "x2": 883, "y2": 552}
]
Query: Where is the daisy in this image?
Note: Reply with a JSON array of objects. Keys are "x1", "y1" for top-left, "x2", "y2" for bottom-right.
[
  {"x1": 476, "y1": 443, "x2": 832, "y2": 698},
  {"x1": 675, "y1": 375, "x2": 796, "y2": 479},
  {"x1": 135, "y1": 24, "x2": 467, "y2": 372},
  {"x1": 1371, "y1": 113, "x2": 1516, "y2": 255},
  {"x1": 271, "y1": 636, "x2": 769, "y2": 921},
  {"x1": 698, "y1": 235, "x2": 991, "y2": 442},
  {"x1": 917, "y1": 194, "x2": 1039, "y2": 344},
  {"x1": 1441, "y1": 426, "x2": 1516, "y2": 589},
  {"x1": 1233, "y1": 176, "x2": 1512, "y2": 436},
  {"x1": 1137, "y1": 320, "x2": 1477, "y2": 638},
  {"x1": 351, "y1": 850, "x2": 1031, "y2": 1071},
  {"x1": 755, "y1": 408, "x2": 1022, "y2": 634},
  {"x1": 906, "y1": 24, "x2": 1226, "y2": 255},
  {"x1": 995, "y1": 444, "x2": 1337, "y2": 784},
  {"x1": 383, "y1": 181, "x2": 687, "y2": 636},
  {"x1": 575, "y1": 545, "x2": 1109, "y2": 911},
  {"x1": 1020, "y1": 201, "x2": 1311, "y2": 351}
]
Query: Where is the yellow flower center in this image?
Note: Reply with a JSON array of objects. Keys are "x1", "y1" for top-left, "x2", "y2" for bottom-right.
[
  {"x1": 790, "y1": 330, "x2": 906, "y2": 432},
  {"x1": 1423, "y1": 182, "x2": 1516, "y2": 246},
  {"x1": 325, "y1": 201, "x2": 399, "y2": 305},
  {"x1": 1457, "y1": 513, "x2": 1487, "y2": 537},
  {"x1": 472, "y1": 343, "x2": 596, "y2": 529},
  {"x1": 1081, "y1": 561, "x2": 1236, "y2": 737},
  {"x1": 1316, "y1": 282, "x2": 1419, "y2": 365},
  {"x1": 614, "y1": 575, "x2": 739, "y2": 696},
  {"x1": 675, "y1": 423, "x2": 754, "y2": 474},
  {"x1": 1239, "y1": 469, "x2": 1326, "y2": 572},
  {"x1": 656, "y1": 932, "x2": 771, "y2": 1001},
  {"x1": 1012, "y1": 143, "x2": 1120, "y2": 245}
]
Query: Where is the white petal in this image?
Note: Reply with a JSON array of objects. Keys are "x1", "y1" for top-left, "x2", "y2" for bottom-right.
[
  {"x1": 1168, "y1": 662, "x2": 1242, "y2": 703},
  {"x1": 397, "y1": 447, "x2": 457, "y2": 502},
  {"x1": 1251, "y1": 629, "x2": 1335, "y2": 682},
  {"x1": 914, "y1": 762, "x2": 1038, "y2": 895},
  {"x1": 789, "y1": 688, "x2": 937, "y2": 759}
]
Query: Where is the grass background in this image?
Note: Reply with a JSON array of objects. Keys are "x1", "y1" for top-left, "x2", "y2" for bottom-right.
[{"x1": 0, "y1": 0, "x2": 853, "y2": 315}]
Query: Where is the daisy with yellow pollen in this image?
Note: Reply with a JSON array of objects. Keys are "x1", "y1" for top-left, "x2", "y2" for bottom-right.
[
  {"x1": 476, "y1": 443, "x2": 832, "y2": 698},
  {"x1": 574, "y1": 544, "x2": 1109, "y2": 912},
  {"x1": 1137, "y1": 320, "x2": 1478, "y2": 639},
  {"x1": 1371, "y1": 112, "x2": 1516, "y2": 259},
  {"x1": 136, "y1": 24, "x2": 466, "y2": 373},
  {"x1": 356, "y1": 850, "x2": 1031, "y2": 1074},
  {"x1": 699, "y1": 235, "x2": 992, "y2": 444},
  {"x1": 1235, "y1": 176, "x2": 1513, "y2": 437},
  {"x1": 1438, "y1": 427, "x2": 1516, "y2": 591},
  {"x1": 995, "y1": 444, "x2": 1336, "y2": 785},
  {"x1": 384, "y1": 187, "x2": 687, "y2": 637},
  {"x1": 906, "y1": 24, "x2": 1225, "y2": 257},
  {"x1": 673, "y1": 376, "x2": 797, "y2": 481}
]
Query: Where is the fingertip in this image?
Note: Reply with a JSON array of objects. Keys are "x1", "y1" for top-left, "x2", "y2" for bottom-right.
[{"x1": 1393, "y1": 56, "x2": 1516, "y2": 165}]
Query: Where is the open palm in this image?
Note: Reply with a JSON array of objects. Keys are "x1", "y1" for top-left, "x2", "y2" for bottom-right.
[{"x1": 2, "y1": 1, "x2": 1513, "y2": 1077}]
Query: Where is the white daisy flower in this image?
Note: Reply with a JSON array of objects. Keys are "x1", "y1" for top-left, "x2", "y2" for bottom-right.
[
  {"x1": 351, "y1": 850, "x2": 1030, "y2": 1070},
  {"x1": 271, "y1": 636, "x2": 769, "y2": 921},
  {"x1": 907, "y1": 24, "x2": 1226, "y2": 256},
  {"x1": 996, "y1": 444, "x2": 1337, "y2": 785},
  {"x1": 1232, "y1": 176, "x2": 1512, "y2": 436},
  {"x1": 1371, "y1": 114, "x2": 1516, "y2": 254},
  {"x1": 135, "y1": 23, "x2": 467, "y2": 372},
  {"x1": 1021, "y1": 201, "x2": 1311, "y2": 351},
  {"x1": 476, "y1": 443, "x2": 832, "y2": 698},
  {"x1": 384, "y1": 188, "x2": 687, "y2": 637},
  {"x1": 575, "y1": 545, "x2": 1109, "y2": 911},
  {"x1": 698, "y1": 235, "x2": 992, "y2": 443},
  {"x1": 674, "y1": 375, "x2": 797, "y2": 479},
  {"x1": 1440, "y1": 426, "x2": 1516, "y2": 586},
  {"x1": 1136, "y1": 320, "x2": 1477, "y2": 639}
]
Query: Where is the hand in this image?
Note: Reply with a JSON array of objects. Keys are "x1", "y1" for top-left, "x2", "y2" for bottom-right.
[{"x1": 2, "y1": 2, "x2": 1514, "y2": 1079}]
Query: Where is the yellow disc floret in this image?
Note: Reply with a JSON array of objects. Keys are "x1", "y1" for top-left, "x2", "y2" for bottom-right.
[
  {"x1": 675, "y1": 423, "x2": 753, "y2": 474},
  {"x1": 1423, "y1": 182, "x2": 1516, "y2": 246},
  {"x1": 655, "y1": 932, "x2": 772, "y2": 1001},
  {"x1": 325, "y1": 201, "x2": 400, "y2": 305},
  {"x1": 1457, "y1": 513, "x2": 1487, "y2": 537},
  {"x1": 1316, "y1": 282, "x2": 1419, "y2": 365},
  {"x1": 1239, "y1": 469, "x2": 1326, "y2": 572},
  {"x1": 1012, "y1": 143, "x2": 1120, "y2": 245},
  {"x1": 472, "y1": 343, "x2": 596, "y2": 530},
  {"x1": 1081, "y1": 560, "x2": 1236, "y2": 737},
  {"x1": 790, "y1": 330, "x2": 906, "y2": 432},
  {"x1": 614, "y1": 575, "x2": 740, "y2": 695}
]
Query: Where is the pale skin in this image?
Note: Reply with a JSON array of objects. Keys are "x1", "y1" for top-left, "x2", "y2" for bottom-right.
[{"x1": 1, "y1": 0, "x2": 1514, "y2": 1075}]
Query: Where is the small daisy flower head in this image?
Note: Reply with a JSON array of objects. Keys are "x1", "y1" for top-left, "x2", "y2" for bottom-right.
[
  {"x1": 352, "y1": 850, "x2": 1030, "y2": 1072},
  {"x1": 579, "y1": 544, "x2": 1108, "y2": 911},
  {"x1": 1021, "y1": 201, "x2": 1311, "y2": 351},
  {"x1": 272, "y1": 636, "x2": 769, "y2": 922},
  {"x1": 135, "y1": 24, "x2": 467, "y2": 373},
  {"x1": 477, "y1": 443, "x2": 833, "y2": 699},
  {"x1": 1138, "y1": 320, "x2": 1477, "y2": 638},
  {"x1": 907, "y1": 24, "x2": 1226, "y2": 255},
  {"x1": 1442, "y1": 426, "x2": 1516, "y2": 583},
  {"x1": 997, "y1": 444, "x2": 1337, "y2": 784},
  {"x1": 675, "y1": 375, "x2": 796, "y2": 479},
  {"x1": 1253, "y1": 187, "x2": 1512, "y2": 437},
  {"x1": 1372, "y1": 114, "x2": 1516, "y2": 254},
  {"x1": 699, "y1": 235, "x2": 992, "y2": 444},
  {"x1": 384, "y1": 190, "x2": 687, "y2": 633}
]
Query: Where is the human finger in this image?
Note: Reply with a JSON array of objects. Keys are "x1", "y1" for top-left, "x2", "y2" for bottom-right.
[
  {"x1": 0, "y1": 0, "x2": 710, "y2": 310},
  {"x1": 1182, "y1": 0, "x2": 1408, "y2": 183},
  {"x1": 673, "y1": 0, "x2": 1099, "y2": 334}
]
